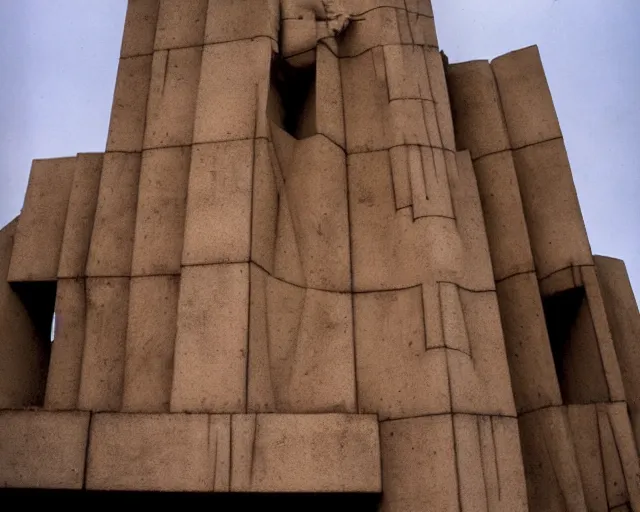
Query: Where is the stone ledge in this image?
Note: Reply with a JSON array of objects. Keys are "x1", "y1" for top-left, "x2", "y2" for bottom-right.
[
  {"x1": 0, "y1": 410, "x2": 90, "y2": 489},
  {"x1": 0, "y1": 410, "x2": 381, "y2": 493}
]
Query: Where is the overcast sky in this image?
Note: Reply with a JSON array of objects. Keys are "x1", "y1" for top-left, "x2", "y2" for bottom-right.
[{"x1": 0, "y1": 0, "x2": 638, "y2": 298}]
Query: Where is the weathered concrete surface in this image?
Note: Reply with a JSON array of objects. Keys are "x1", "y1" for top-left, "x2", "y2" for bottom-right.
[
  {"x1": 77, "y1": 277, "x2": 130, "y2": 411},
  {"x1": 122, "y1": 276, "x2": 178, "y2": 412},
  {"x1": 171, "y1": 264, "x2": 249, "y2": 413},
  {"x1": 86, "y1": 412, "x2": 380, "y2": 493},
  {"x1": 131, "y1": 147, "x2": 189, "y2": 275},
  {"x1": 230, "y1": 413, "x2": 380, "y2": 492},
  {"x1": 44, "y1": 278, "x2": 86, "y2": 410},
  {"x1": 0, "y1": 410, "x2": 89, "y2": 489},
  {"x1": 86, "y1": 152, "x2": 140, "y2": 277},
  {"x1": 57, "y1": 153, "x2": 103, "y2": 278},
  {"x1": 8, "y1": 158, "x2": 75, "y2": 282},
  {"x1": 595, "y1": 256, "x2": 640, "y2": 451}
]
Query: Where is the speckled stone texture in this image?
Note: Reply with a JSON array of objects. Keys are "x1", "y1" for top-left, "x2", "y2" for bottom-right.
[{"x1": 1, "y1": 1, "x2": 638, "y2": 509}]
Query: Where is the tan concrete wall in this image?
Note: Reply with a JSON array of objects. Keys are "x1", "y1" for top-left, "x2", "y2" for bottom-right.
[
  {"x1": 595, "y1": 256, "x2": 640, "y2": 452},
  {"x1": 3, "y1": 1, "x2": 640, "y2": 509}
]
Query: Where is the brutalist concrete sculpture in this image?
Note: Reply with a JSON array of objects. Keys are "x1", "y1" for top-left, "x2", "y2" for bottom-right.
[{"x1": 1, "y1": 1, "x2": 639, "y2": 510}]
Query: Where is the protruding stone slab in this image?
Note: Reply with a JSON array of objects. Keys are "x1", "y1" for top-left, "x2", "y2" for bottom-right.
[
  {"x1": 86, "y1": 412, "x2": 214, "y2": 491},
  {"x1": 230, "y1": 413, "x2": 381, "y2": 492},
  {"x1": 491, "y1": 45, "x2": 562, "y2": 148},
  {"x1": 8, "y1": 157, "x2": 75, "y2": 282},
  {"x1": 379, "y1": 415, "x2": 457, "y2": 511},
  {"x1": 0, "y1": 410, "x2": 89, "y2": 489},
  {"x1": 447, "y1": 60, "x2": 511, "y2": 159},
  {"x1": 85, "y1": 412, "x2": 380, "y2": 493}
]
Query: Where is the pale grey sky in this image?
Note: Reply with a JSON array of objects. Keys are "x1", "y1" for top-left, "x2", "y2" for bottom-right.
[{"x1": 0, "y1": 0, "x2": 638, "y2": 298}]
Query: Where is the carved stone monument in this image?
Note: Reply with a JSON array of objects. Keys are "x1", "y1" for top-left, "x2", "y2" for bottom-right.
[{"x1": 1, "y1": 1, "x2": 639, "y2": 510}]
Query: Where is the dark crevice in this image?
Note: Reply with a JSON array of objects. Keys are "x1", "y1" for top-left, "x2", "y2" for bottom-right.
[
  {"x1": 268, "y1": 56, "x2": 317, "y2": 140},
  {"x1": 542, "y1": 286, "x2": 609, "y2": 404},
  {"x1": 8, "y1": 280, "x2": 56, "y2": 406}
]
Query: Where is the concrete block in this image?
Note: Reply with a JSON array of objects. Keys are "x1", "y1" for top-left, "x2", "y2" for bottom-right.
[
  {"x1": 341, "y1": 48, "x2": 389, "y2": 153},
  {"x1": 281, "y1": 135, "x2": 350, "y2": 291},
  {"x1": 496, "y1": 273, "x2": 562, "y2": 413},
  {"x1": 492, "y1": 45, "x2": 562, "y2": 148},
  {"x1": 106, "y1": 55, "x2": 153, "y2": 152},
  {"x1": 154, "y1": 0, "x2": 208, "y2": 50},
  {"x1": 448, "y1": 289, "x2": 517, "y2": 416},
  {"x1": 379, "y1": 415, "x2": 457, "y2": 511},
  {"x1": 0, "y1": 410, "x2": 89, "y2": 489},
  {"x1": 383, "y1": 44, "x2": 431, "y2": 101},
  {"x1": 348, "y1": 150, "x2": 463, "y2": 290},
  {"x1": 281, "y1": 19, "x2": 316, "y2": 60},
  {"x1": 120, "y1": 0, "x2": 160, "y2": 58},
  {"x1": 596, "y1": 404, "x2": 638, "y2": 509},
  {"x1": 606, "y1": 402, "x2": 640, "y2": 509},
  {"x1": 595, "y1": 256, "x2": 640, "y2": 449},
  {"x1": 205, "y1": 0, "x2": 279, "y2": 45},
  {"x1": 518, "y1": 406, "x2": 588, "y2": 511},
  {"x1": 122, "y1": 276, "x2": 179, "y2": 412},
  {"x1": 58, "y1": 153, "x2": 103, "y2": 278},
  {"x1": 270, "y1": 132, "x2": 307, "y2": 286},
  {"x1": 450, "y1": 151, "x2": 495, "y2": 291},
  {"x1": 44, "y1": 278, "x2": 85, "y2": 410},
  {"x1": 131, "y1": 147, "x2": 190, "y2": 275},
  {"x1": 193, "y1": 38, "x2": 272, "y2": 144},
  {"x1": 8, "y1": 157, "x2": 75, "y2": 282},
  {"x1": 454, "y1": 414, "x2": 528, "y2": 512},
  {"x1": 513, "y1": 138, "x2": 592, "y2": 278},
  {"x1": 339, "y1": 8, "x2": 402, "y2": 57},
  {"x1": 86, "y1": 152, "x2": 141, "y2": 277},
  {"x1": 355, "y1": 289, "x2": 450, "y2": 419},
  {"x1": 231, "y1": 413, "x2": 380, "y2": 492},
  {"x1": 582, "y1": 265, "x2": 627, "y2": 402},
  {"x1": 143, "y1": 46, "x2": 202, "y2": 148},
  {"x1": 315, "y1": 44, "x2": 345, "y2": 147},
  {"x1": 473, "y1": 151, "x2": 535, "y2": 280},
  {"x1": 182, "y1": 140, "x2": 253, "y2": 266},
  {"x1": 77, "y1": 277, "x2": 130, "y2": 411},
  {"x1": 388, "y1": 98, "x2": 429, "y2": 147},
  {"x1": 407, "y1": 11, "x2": 438, "y2": 47},
  {"x1": 483, "y1": 415, "x2": 529, "y2": 511},
  {"x1": 171, "y1": 264, "x2": 249, "y2": 412},
  {"x1": 447, "y1": 60, "x2": 511, "y2": 159},
  {"x1": 567, "y1": 404, "x2": 608, "y2": 512},
  {"x1": 422, "y1": 100, "x2": 441, "y2": 147},
  {"x1": 0, "y1": 220, "x2": 49, "y2": 409},
  {"x1": 86, "y1": 412, "x2": 214, "y2": 491},
  {"x1": 247, "y1": 265, "x2": 356, "y2": 413},
  {"x1": 425, "y1": 46, "x2": 449, "y2": 107},
  {"x1": 251, "y1": 139, "x2": 278, "y2": 273}
]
